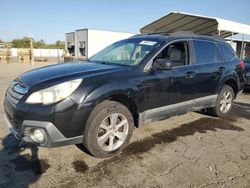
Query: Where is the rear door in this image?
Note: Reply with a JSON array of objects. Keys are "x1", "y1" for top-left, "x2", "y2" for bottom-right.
[{"x1": 191, "y1": 39, "x2": 223, "y2": 107}]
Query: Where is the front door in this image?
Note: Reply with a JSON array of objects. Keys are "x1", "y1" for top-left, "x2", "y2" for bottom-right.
[{"x1": 140, "y1": 40, "x2": 196, "y2": 121}]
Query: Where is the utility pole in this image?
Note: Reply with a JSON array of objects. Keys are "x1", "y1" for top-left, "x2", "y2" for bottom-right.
[{"x1": 29, "y1": 34, "x2": 34, "y2": 65}]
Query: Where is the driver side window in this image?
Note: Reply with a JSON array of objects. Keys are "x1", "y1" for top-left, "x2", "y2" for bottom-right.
[{"x1": 154, "y1": 41, "x2": 189, "y2": 67}]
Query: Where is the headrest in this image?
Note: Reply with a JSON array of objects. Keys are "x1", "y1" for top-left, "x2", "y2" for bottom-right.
[{"x1": 170, "y1": 48, "x2": 182, "y2": 62}]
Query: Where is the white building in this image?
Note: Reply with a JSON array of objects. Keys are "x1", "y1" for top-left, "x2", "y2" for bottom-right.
[{"x1": 66, "y1": 29, "x2": 135, "y2": 58}]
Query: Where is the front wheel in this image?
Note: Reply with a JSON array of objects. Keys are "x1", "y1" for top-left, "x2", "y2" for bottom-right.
[
  {"x1": 207, "y1": 85, "x2": 234, "y2": 117},
  {"x1": 82, "y1": 101, "x2": 134, "y2": 158}
]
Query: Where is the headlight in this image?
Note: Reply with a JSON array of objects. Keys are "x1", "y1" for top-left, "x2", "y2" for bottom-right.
[{"x1": 26, "y1": 79, "x2": 82, "y2": 104}]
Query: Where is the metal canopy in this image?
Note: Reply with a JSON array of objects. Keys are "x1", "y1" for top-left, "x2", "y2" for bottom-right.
[{"x1": 140, "y1": 12, "x2": 250, "y2": 38}]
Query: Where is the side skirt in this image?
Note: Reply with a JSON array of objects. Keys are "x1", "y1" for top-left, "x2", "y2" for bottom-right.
[{"x1": 138, "y1": 95, "x2": 218, "y2": 127}]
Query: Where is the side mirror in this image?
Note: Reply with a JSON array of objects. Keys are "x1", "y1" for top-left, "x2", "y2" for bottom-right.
[{"x1": 153, "y1": 59, "x2": 172, "y2": 70}]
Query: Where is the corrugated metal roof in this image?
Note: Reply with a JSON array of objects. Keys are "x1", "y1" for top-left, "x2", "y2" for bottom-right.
[{"x1": 140, "y1": 12, "x2": 250, "y2": 38}]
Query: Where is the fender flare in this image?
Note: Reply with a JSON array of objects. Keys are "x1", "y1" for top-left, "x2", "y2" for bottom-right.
[
  {"x1": 83, "y1": 80, "x2": 143, "y2": 111},
  {"x1": 217, "y1": 73, "x2": 239, "y2": 95}
]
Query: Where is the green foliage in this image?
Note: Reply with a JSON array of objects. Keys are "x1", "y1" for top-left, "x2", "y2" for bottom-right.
[
  {"x1": 49, "y1": 40, "x2": 65, "y2": 49},
  {"x1": 11, "y1": 37, "x2": 65, "y2": 49},
  {"x1": 34, "y1": 39, "x2": 46, "y2": 48},
  {"x1": 12, "y1": 37, "x2": 30, "y2": 48}
]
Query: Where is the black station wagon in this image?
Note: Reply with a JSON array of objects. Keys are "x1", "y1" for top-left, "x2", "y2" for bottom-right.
[{"x1": 4, "y1": 33, "x2": 245, "y2": 157}]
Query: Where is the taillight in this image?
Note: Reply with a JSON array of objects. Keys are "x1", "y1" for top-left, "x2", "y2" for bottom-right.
[{"x1": 240, "y1": 60, "x2": 246, "y2": 70}]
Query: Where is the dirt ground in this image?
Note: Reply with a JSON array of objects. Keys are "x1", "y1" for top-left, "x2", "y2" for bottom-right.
[{"x1": 0, "y1": 62, "x2": 250, "y2": 188}]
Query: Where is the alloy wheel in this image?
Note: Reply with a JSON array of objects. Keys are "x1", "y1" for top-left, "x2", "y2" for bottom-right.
[
  {"x1": 219, "y1": 90, "x2": 233, "y2": 113},
  {"x1": 97, "y1": 113, "x2": 129, "y2": 151}
]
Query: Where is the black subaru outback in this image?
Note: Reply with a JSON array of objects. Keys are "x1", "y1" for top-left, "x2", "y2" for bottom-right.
[{"x1": 4, "y1": 33, "x2": 245, "y2": 157}]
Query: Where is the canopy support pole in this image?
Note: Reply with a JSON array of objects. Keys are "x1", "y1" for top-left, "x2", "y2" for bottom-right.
[
  {"x1": 231, "y1": 32, "x2": 234, "y2": 44},
  {"x1": 240, "y1": 34, "x2": 245, "y2": 59}
]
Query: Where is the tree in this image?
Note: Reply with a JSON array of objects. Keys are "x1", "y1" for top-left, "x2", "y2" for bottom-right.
[
  {"x1": 48, "y1": 40, "x2": 65, "y2": 49},
  {"x1": 12, "y1": 37, "x2": 31, "y2": 48},
  {"x1": 54, "y1": 40, "x2": 65, "y2": 49},
  {"x1": 10, "y1": 37, "x2": 65, "y2": 49},
  {"x1": 34, "y1": 39, "x2": 46, "y2": 48}
]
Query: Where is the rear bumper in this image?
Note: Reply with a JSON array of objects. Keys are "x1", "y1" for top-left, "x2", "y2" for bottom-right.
[{"x1": 4, "y1": 111, "x2": 83, "y2": 147}]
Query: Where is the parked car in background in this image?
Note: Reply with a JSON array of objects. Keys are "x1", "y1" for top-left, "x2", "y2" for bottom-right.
[
  {"x1": 4, "y1": 33, "x2": 245, "y2": 158},
  {"x1": 243, "y1": 55, "x2": 250, "y2": 89}
]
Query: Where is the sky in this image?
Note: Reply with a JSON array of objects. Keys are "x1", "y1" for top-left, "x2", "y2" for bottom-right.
[{"x1": 0, "y1": 0, "x2": 250, "y2": 43}]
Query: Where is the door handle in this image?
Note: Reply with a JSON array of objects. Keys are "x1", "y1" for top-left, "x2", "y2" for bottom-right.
[
  {"x1": 185, "y1": 71, "x2": 196, "y2": 78},
  {"x1": 217, "y1": 67, "x2": 225, "y2": 74}
]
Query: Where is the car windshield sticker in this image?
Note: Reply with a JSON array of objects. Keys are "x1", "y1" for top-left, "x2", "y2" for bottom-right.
[{"x1": 139, "y1": 41, "x2": 157, "y2": 46}]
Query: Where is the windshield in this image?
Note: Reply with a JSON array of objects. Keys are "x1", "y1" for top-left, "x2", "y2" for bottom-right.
[{"x1": 89, "y1": 38, "x2": 160, "y2": 66}]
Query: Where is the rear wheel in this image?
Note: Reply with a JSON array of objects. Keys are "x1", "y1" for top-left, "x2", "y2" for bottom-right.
[
  {"x1": 207, "y1": 85, "x2": 234, "y2": 117},
  {"x1": 82, "y1": 101, "x2": 134, "y2": 158}
]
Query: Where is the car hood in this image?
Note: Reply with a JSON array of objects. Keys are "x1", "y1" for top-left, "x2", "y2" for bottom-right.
[{"x1": 17, "y1": 61, "x2": 127, "y2": 87}]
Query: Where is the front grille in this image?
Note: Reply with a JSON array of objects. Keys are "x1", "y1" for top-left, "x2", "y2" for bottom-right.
[
  {"x1": 6, "y1": 90, "x2": 20, "y2": 106},
  {"x1": 6, "y1": 80, "x2": 28, "y2": 106}
]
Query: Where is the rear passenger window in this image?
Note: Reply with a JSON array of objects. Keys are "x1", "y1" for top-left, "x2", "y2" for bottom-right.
[
  {"x1": 193, "y1": 40, "x2": 217, "y2": 64},
  {"x1": 217, "y1": 44, "x2": 235, "y2": 61}
]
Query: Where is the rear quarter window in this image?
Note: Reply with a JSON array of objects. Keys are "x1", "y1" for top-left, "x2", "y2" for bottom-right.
[
  {"x1": 217, "y1": 43, "x2": 236, "y2": 61},
  {"x1": 193, "y1": 40, "x2": 219, "y2": 64}
]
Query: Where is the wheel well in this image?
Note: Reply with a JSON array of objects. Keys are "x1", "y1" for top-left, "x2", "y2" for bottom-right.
[
  {"x1": 224, "y1": 79, "x2": 238, "y2": 97},
  {"x1": 107, "y1": 94, "x2": 139, "y2": 128}
]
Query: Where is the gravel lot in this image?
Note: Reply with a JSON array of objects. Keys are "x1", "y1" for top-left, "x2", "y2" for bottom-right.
[{"x1": 0, "y1": 63, "x2": 250, "y2": 188}]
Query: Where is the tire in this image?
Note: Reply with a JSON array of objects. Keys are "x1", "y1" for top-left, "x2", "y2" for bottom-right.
[
  {"x1": 82, "y1": 100, "x2": 134, "y2": 158},
  {"x1": 207, "y1": 85, "x2": 234, "y2": 117}
]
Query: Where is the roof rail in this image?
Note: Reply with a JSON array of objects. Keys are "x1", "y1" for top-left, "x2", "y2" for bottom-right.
[
  {"x1": 145, "y1": 32, "x2": 169, "y2": 36},
  {"x1": 197, "y1": 33, "x2": 226, "y2": 41},
  {"x1": 135, "y1": 31, "x2": 226, "y2": 42},
  {"x1": 129, "y1": 34, "x2": 142, "y2": 38},
  {"x1": 211, "y1": 34, "x2": 225, "y2": 40},
  {"x1": 170, "y1": 31, "x2": 225, "y2": 41},
  {"x1": 170, "y1": 31, "x2": 194, "y2": 36}
]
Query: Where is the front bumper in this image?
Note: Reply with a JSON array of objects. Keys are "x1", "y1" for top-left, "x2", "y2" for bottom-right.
[
  {"x1": 3, "y1": 91, "x2": 94, "y2": 147},
  {"x1": 4, "y1": 111, "x2": 83, "y2": 147},
  {"x1": 3, "y1": 112, "x2": 22, "y2": 140},
  {"x1": 245, "y1": 77, "x2": 250, "y2": 89},
  {"x1": 244, "y1": 70, "x2": 250, "y2": 88}
]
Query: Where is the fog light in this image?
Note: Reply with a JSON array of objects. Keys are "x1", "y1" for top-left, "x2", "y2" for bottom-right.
[{"x1": 30, "y1": 129, "x2": 45, "y2": 144}]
